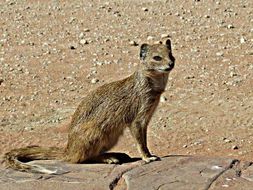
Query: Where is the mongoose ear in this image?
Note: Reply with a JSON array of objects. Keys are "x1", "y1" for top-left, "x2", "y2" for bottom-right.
[
  {"x1": 140, "y1": 44, "x2": 149, "y2": 60},
  {"x1": 165, "y1": 39, "x2": 172, "y2": 50}
]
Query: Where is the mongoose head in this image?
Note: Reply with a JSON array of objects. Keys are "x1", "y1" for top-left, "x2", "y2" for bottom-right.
[{"x1": 139, "y1": 39, "x2": 175, "y2": 74}]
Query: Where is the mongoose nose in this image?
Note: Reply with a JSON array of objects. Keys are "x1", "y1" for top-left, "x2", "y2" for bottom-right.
[
  {"x1": 168, "y1": 61, "x2": 175, "y2": 69},
  {"x1": 164, "y1": 62, "x2": 174, "y2": 72}
]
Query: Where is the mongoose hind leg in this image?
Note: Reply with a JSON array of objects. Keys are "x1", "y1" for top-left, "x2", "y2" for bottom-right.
[
  {"x1": 64, "y1": 122, "x2": 103, "y2": 163},
  {"x1": 88, "y1": 152, "x2": 132, "y2": 164},
  {"x1": 63, "y1": 141, "x2": 92, "y2": 163}
]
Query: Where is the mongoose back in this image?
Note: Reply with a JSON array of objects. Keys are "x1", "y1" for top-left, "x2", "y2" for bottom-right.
[{"x1": 3, "y1": 39, "x2": 175, "y2": 174}]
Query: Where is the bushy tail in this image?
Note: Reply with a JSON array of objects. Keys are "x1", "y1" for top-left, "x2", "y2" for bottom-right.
[{"x1": 3, "y1": 145, "x2": 64, "y2": 174}]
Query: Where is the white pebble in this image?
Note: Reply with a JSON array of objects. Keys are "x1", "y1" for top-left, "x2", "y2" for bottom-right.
[
  {"x1": 91, "y1": 78, "x2": 99, "y2": 84},
  {"x1": 160, "y1": 96, "x2": 167, "y2": 103}
]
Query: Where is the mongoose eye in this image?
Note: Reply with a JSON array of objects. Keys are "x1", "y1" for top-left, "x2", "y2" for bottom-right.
[{"x1": 153, "y1": 56, "x2": 162, "y2": 61}]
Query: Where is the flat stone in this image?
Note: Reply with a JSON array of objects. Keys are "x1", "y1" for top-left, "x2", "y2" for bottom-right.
[
  {"x1": 241, "y1": 164, "x2": 253, "y2": 182},
  {"x1": 0, "y1": 156, "x2": 252, "y2": 190},
  {"x1": 122, "y1": 156, "x2": 237, "y2": 190},
  {"x1": 209, "y1": 162, "x2": 253, "y2": 190},
  {"x1": 0, "y1": 157, "x2": 141, "y2": 190}
]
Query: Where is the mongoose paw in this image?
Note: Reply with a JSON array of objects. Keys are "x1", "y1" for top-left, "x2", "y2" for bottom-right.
[
  {"x1": 143, "y1": 156, "x2": 160, "y2": 163},
  {"x1": 105, "y1": 157, "x2": 120, "y2": 164}
]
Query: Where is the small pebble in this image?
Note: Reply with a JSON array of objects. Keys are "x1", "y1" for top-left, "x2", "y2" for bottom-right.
[
  {"x1": 147, "y1": 36, "x2": 154, "y2": 41},
  {"x1": 91, "y1": 78, "x2": 99, "y2": 84},
  {"x1": 216, "y1": 51, "x2": 224, "y2": 56},
  {"x1": 227, "y1": 24, "x2": 234, "y2": 29},
  {"x1": 69, "y1": 44, "x2": 78, "y2": 50},
  {"x1": 193, "y1": 141, "x2": 201, "y2": 145},
  {"x1": 232, "y1": 145, "x2": 239, "y2": 150},
  {"x1": 240, "y1": 36, "x2": 246, "y2": 43},
  {"x1": 223, "y1": 138, "x2": 232, "y2": 143},
  {"x1": 154, "y1": 41, "x2": 163, "y2": 44},
  {"x1": 229, "y1": 71, "x2": 237, "y2": 77},
  {"x1": 95, "y1": 61, "x2": 104, "y2": 66},
  {"x1": 80, "y1": 39, "x2": 89, "y2": 45},
  {"x1": 84, "y1": 28, "x2": 90, "y2": 32},
  {"x1": 129, "y1": 40, "x2": 138, "y2": 46},
  {"x1": 161, "y1": 34, "x2": 171, "y2": 39},
  {"x1": 160, "y1": 96, "x2": 167, "y2": 103},
  {"x1": 79, "y1": 32, "x2": 85, "y2": 39}
]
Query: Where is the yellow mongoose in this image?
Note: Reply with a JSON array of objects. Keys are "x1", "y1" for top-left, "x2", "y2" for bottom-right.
[{"x1": 3, "y1": 39, "x2": 175, "y2": 174}]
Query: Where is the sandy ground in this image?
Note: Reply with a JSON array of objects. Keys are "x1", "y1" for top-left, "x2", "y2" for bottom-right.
[{"x1": 0, "y1": 0, "x2": 253, "y2": 161}]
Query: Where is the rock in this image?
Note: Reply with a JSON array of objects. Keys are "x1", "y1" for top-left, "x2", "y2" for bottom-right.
[
  {"x1": 240, "y1": 36, "x2": 246, "y2": 43},
  {"x1": 241, "y1": 164, "x2": 253, "y2": 181},
  {"x1": 227, "y1": 24, "x2": 234, "y2": 29},
  {"x1": 229, "y1": 71, "x2": 237, "y2": 77},
  {"x1": 83, "y1": 28, "x2": 90, "y2": 32},
  {"x1": 123, "y1": 157, "x2": 238, "y2": 190},
  {"x1": 232, "y1": 145, "x2": 239, "y2": 150},
  {"x1": 193, "y1": 141, "x2": 202, "y2": 145},
  {"x1": 247, "y1": 50, "x2": 253, "y2": 55},
  {"x1": 91, "y1": 78, "x2": 99, "y2": 84},
  {"x1": 1, "y1": 156, "x2": 250, "y2": 190},
  {"x1": 146, "y1": 36, "x2": 154, "y2": 41},
  {"x1": 142, "y1": 7, "x2": 148, "y2": 12},
  {"x1": 0, "y1": 79, "x2": 3, "y2": 85},
  {"x1": 68, "y1": 17, "x2": 76, "y2": 24},
  {"x1": 79, "y1": 32, "x2": 85, "y2": 39},
  {"x1": 154, "y1": 41, "x2": 162, "y2": 44},
  {"x1": 161, "y1": 34, "x2": 171, "y2": 39},
  {"x1": 80, "y1": 39, "x2": 89, "y2": 45},
  {"x1": 160, "y1": 96, "x2": 167, "y2": 103},
  {"x1": 223, "y1": 138, "x2": 232, "y2": 143},
  {"x1": 69, "y1": 43, "x2": 78, "y2": 50},
  {"x1": 86, "y1": 74, "x2": 91, "y2": 79},
  {"x1": 95, "y1": 61, "x2": 104, "y2": 66},
  {"x1": 175, "y1": 12, "x2": 180, "y2": 16},
  {"x1": 0, "y1": 158, "x2": 140, "y2": 190},
  {"x1": 216, "y1": 51, "x2": 224, "y2": 56},
  {"x1": 129, "y1": 40, "x2": 138, "y2": 46}
]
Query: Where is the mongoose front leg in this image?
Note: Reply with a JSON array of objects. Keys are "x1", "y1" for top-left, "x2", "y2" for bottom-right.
[{"x1": 129, "y1": 121, "x2": 160, "y2": 163}]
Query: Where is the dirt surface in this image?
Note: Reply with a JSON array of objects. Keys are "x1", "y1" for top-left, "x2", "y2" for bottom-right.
[{"x1": 0, "y1": 0, "x2": 253, "y2": 163}]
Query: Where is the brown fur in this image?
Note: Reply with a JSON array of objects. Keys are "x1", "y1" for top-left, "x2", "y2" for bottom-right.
[{"x1": 2, "y1": 39, "x2": 175, "y2": 173}]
